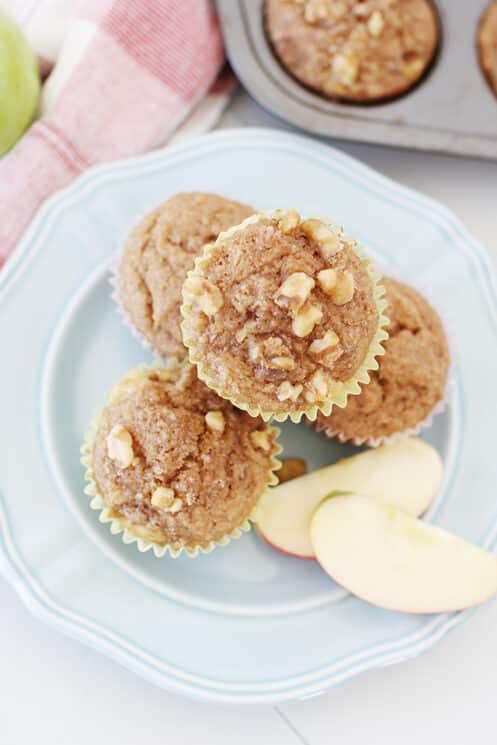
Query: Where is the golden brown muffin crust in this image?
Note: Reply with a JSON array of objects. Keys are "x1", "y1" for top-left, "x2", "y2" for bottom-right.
[
  {"x1": 182, "y1": 211, "x2": 380, "y2": 415},
  {"x1": 265, "y1": 0, "x2": 439, "y2": 103},
  {"x1": 92, "y1": 364, "x2": 277, "y2": 549},
  {"x1": 478, "y1": 1, "x2": 497, "y2": 98},
  {"x1": 313, "y1": 277, "x2": 449, "y2": 441},
  {"x1": 119, "y1": 193, "x2": 254, "y2": 359}
]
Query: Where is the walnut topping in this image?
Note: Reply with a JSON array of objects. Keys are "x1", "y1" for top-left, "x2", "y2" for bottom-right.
[
  {"x1": 367, "y1": 10, "x2": 384, "y2": 36},
  {"x1": 235, "y1": 327, "x2": 248, "y2": 343},
  {"x1": 278, "y1": 208, "x2": 300, "y2": 234},
  {"x1": 292, "y1": 303, "x2": 323, "y2": 337},
  {"x1": 405, "y1": 57, "x2": 424, "y2": 79},
  {"x1": 310, "y1": 329, "x2": 343, "y2": 369},
  {"x1": 249, "y1": 336, "x2": 296, "y2": 371},
  {"x1": 277, "y1": 457, "x2": 308, "y2": 484},
  {"x1": 250, "y1": 429, "x2": 272, "y2": 452},
  {"x1": 106, "y1": 425, "x2": 134, "y2": 468},
  {"x1": 332, "y1": 53, "x2": 359, "y2": 87},
  {"x1": 308, "y1": 369, "x2": 329, "y2": 400},
  {"x1": 277, "y1": 380, "x2": 303, "y2": 402},
  {"x1": 270, "y1": 356, "x2": 296, "y2": 371},
  {"x1": 330, "y1": 270, "x2": 355, "y2": 305},
  {"x1": 151, "y1": 486, "x2": 175, "y2": 509},
  {"x1": 205, "y1": 410, "x2": 225, "y2": 434},
  {"x1": 168, "y1": 498, "x2": 184, "y2": 514},
  {"x1": 304, "y1": 0, "x2": 328, "y2": 24},
  {"x1": 301, "y1": 219, "x2": 342, "y2": 260},
  {"x1": 309, "y1": 329, "x2": 339, "y2": 355},
  {"x1": 183, "y1": 276, "x2": 223, "y2": 316},
  {"x1": 317, "y1": 268, "x2": 337, "y2": 294},
  {"x1": 276, "y1": 272, "x2": 315, "y2": 311}
]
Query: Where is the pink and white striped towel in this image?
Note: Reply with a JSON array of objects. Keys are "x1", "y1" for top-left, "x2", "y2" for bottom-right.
[{"x1": 0, "y1": 0, "x2": 235, "y2": 269}]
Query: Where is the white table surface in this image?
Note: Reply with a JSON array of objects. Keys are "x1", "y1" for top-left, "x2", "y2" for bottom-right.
[{"x1": 2, "y1": 88, "x2": 497, "y2": 745}]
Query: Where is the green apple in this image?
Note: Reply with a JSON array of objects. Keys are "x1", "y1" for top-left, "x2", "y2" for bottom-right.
[
  {"x1": 311, "y1": 494, "x2": 497, "y2": 613},
  {"x1": 255, "y1": 438, "x2": 443, "y2": 559},
  {"x1": 0, "y1": 8, "x2": 40, "y2": 156}
]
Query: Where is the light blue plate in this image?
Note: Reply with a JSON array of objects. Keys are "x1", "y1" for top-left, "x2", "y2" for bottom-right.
[{"x1": 1, "y1": 129, "x2": 497, "y2": 704}]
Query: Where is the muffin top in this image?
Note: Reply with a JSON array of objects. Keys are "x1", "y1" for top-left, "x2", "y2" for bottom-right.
[
  {"x1": 118, "y1": 192, "x2": 254, "y2": 359},
  {"x1": 313, "y1": 277, "x2": 449, "y2": 442},
  {"x1": 181, "y1": 210, "x2": 384, "y2": 420},
  {"x1": 478, "y1": 1, "x2": 497, "y2": 98},
  {"x1": 91, "y1": 363, "x2": 279, "y2": 550},
  {"x1": 265, "y1": 0, "x2": 438, "y2": 103}
]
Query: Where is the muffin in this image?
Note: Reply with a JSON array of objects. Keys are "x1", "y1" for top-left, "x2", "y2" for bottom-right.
[
  {"x1": 265, "y1": 0, "x2": 439, "y2": 103},
  {"x1": 478, "y1": 1, "x2": 497, "y2": 99},
  {"x1": 117, "y1": 192, "x2": 254, "y2": 359},
  {"x1": 312, "y1": 277, "x2": 449, "y2": 445},
  {"x1": 81, "y1": 362, "x2": 281, "y2": 557},
  {"x1": 181, "y1": 210, "x2": 388, "y2": 422}
]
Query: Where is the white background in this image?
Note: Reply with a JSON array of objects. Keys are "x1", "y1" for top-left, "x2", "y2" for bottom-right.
[{"x1": 2, "y1": 89, "x2": 497, "y2": 745}]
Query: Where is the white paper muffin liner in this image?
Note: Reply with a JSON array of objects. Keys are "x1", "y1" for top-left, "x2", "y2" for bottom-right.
[
  {"x1": 109, "y1": 253, "x2": 162, "y2": 358},
  {"x1": 81, "y1": 360, "x2": 283, "y2": 558}
]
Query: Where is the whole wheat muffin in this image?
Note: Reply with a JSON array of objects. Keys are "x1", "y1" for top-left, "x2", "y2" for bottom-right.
[
  {"x1": 478, "y1": 1, "x2": 497, "y2": 98},
  {"x1": 312, "y1": 277, "x2": 449, "y2": 444},
  {"x1": 181, "y1": 210, "x2": 388, "y2": 422},
  {"x1": 265, "y1": 0, "x2": 439, "y2": 103},
  {"x1": 118, "y1": 193, "x2": 254, "y2": 359},
  {"x1": 84, "y1": 363, "x2": 280, "y2": 556}
]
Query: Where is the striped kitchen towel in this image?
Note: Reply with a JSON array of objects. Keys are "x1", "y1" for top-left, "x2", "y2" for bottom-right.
[{"x1": 0, "y1": 0, "x2": 234, "y2": 268}]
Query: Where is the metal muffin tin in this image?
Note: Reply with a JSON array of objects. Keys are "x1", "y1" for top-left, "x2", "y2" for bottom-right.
[{"x1": 217, "y1": 0, "x2": 497, "y2": 160}]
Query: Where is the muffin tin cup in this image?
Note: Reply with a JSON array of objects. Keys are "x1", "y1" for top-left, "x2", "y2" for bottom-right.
[
  {"x1": 216, "y1": 0, "x2": 497, "y2": 160},
  {"x1": 180, "y1": 212, "x2": 390, "y2": 424},
  {"x1": 80, "y1": 361, "x2": 283, "y2": 559}
]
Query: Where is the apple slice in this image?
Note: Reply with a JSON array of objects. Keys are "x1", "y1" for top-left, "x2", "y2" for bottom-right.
[
  {"x1": 311, "y1": 494, "x2": 497, "y2": 613},
  {"x1": 256, "y1": 438, "x2": 443, "y2": 559}
]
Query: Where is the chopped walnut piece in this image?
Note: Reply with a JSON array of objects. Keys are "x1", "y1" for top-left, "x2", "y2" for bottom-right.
[
  {"x1": 248, "y1": 336, "x2": 295, "y2": 371},
  {"x1": 250, "y1": 429, "x2": 272, "y2": 452},
  {"x1": 292, "y1": 303, "x2": 323, "y2": 338},
  {"x1": 277, "y1": 381, "x2": 303, "y2": 402},
  {"x1": 168, "y1": 498, "x2": 183, "y2": 514},
  {"x1": 106, "y1": 425, "x2": 134, "y2": 468},
  {"x1": 278, "y1": 457, "x2": 308, "y2": 484},
  {"x1": 309, "y1": 369, "x2": 329, "y2": 399},
  {"x1": 276, "y1": 272, "x2": 315, "y2": 311},
  {"x1": 404, "y1": 56, "x2": 425, "y2": 79},
  {"x1": 309, "y1": 329, "x2": 342, "y2": 369},
  {"x1": 278, "y1": 208, "x2": 300, "y2": 234},
  {"x1": 317, "y1": 268, "x2": 338, "y2": 294},
  {"x1": 183, "y1": 276, "x2": 223, "y2": 316},
  {"x1": 330, "y1": 270, "x2": 355, "y2": 305},
  {"x1": 304, "y1": 0, "x2": 328, "y2": 24},
  {"x1": 309, "y1": 329, "x2": 340, "y2": 355},
  {"x1": 205, "y1": 410, "x2": 225, "y2": 434},
  {"x1": 301, "y1": 219, "x2": 342, "y2": 260},
  {"x1": 151, "y1": 486, "x2": 175, "y2": 509},
  {"x1": 270, "y1": 356, "x2": 296, "y2": 371},
  {"x1": 367, "y1": 10, "x2": 384, "y2": 36},
  {"x1": 235, "y1": 327, "x2": 248, "y2": 343},
  {"x1": 332, "y1": 53, "x2": 359, "y2": 87}
]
